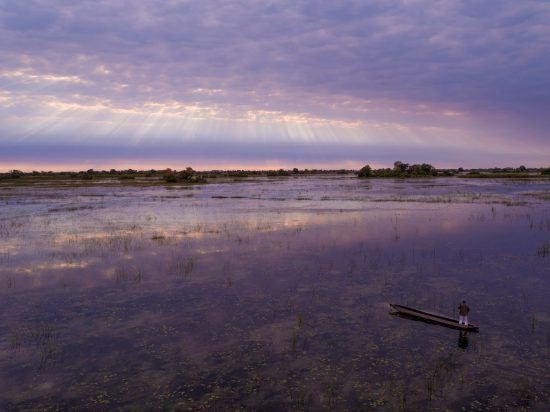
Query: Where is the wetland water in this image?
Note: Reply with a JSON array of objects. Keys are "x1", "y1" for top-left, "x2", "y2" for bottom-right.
[{"x1": 1, "y1": 176, "x2": 549, "y2": 410}]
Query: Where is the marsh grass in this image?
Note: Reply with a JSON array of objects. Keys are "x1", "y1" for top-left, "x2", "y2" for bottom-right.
[
  {"x1": 0, "y1": 216, "x2": 29, "y2": 238},
  {"x1": 114, "y1": 265, "x2": 144, "y2": 283},
  {"x1": 58, "y1": 232, "x2": 146, "y2": 258},
  {"x1": 536, "y1": 242, "x2": 549, "y2": 257},
  {"x1": 8, "y1": 324, "x2": 61, "y2": 370},
  {"x1": 171, "y1": 256, "x2": 196, "y2": 280}
]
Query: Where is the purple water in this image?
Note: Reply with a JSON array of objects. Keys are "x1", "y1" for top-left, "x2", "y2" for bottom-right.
[{"x1": 1, "y1": 176, "x2": 549, "y2": 409}]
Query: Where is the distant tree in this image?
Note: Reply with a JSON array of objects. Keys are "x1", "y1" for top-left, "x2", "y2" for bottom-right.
[
  {"x1": 292, "y1": 168, "x2": 299, "y2": 174},
  {"x1": 357, "y1": 164, "x2": 372, "y2": 177},
  {"x1": 176, "y1": 167, "x2": 195, "y2": 180},
  {"x1": 266, "y1": 169, "x2": 291, "y2": 176},
  {"x1": 163, "y1": 168, "x2": 177, "y2": 182},
  {"x1": 393, "y1": 161, "x2": 409, "y2": 173},
  {"x1": 420, "y1": 163, "x2": 436, "y2": 175},
  {"x1": 408, "y1": 164, "x2": 422, "y2": 175},
  {"x1": 163, "y1": 167, "x2": 207, "y2": 183},
  {"x1": 518, "y1": 165, "x2": 527, "y2": 172}
]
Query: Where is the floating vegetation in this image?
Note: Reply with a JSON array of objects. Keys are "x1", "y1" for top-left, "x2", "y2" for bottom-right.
[{"x1": 48, "y1": 205, "x2": 96, "y2": 213}]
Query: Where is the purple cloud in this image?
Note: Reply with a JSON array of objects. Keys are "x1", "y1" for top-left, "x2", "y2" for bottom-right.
[{"x1": 0, "y1": 0, "x2": 549, "y2": 170}]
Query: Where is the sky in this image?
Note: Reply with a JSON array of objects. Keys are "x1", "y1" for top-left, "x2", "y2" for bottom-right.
[{"x1": 0, "y1": 0, "x2": 549, "y2": 171}]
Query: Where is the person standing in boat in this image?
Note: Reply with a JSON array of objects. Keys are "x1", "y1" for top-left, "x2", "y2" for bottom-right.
[{"x1": 458, "y1": 300, "x2": 470, "y2": 325}]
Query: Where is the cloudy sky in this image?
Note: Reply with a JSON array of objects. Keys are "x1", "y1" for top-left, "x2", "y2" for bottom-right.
[{"x1": 1, "y1": 0, "x2": 549, "y2": 171}]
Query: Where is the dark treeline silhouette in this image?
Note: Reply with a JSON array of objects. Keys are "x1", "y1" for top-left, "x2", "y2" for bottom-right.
[
  {"x1": 0, "y1": 167, "x2": 355, "y2": 183},
  {"x1": 1, "y1": 164, "x2": 549, "y2": 183},
  {"x1": 357, "y1": 162, "x2": 550, "y2": 178},
  {"x1": 358, "y1": 161, "x2": 440, "y2": 178}
]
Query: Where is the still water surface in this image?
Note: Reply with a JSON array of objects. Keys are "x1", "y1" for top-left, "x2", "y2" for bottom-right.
[{"x1": 1, "y1": 176, "x2": 549, "y2": 409}]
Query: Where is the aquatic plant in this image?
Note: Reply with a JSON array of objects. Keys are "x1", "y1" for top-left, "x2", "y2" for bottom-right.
[
  {"x1": 536, "y1": 242, "x2": 549, "y2": 258},
  {"x1": 172, "y1": 256, "x2": 196, "y2": 279}
]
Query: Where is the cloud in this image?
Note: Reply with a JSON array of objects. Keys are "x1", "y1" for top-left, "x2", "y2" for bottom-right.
[{"x1": 0, "y1": 0, "x2": 548, "y2": 169}]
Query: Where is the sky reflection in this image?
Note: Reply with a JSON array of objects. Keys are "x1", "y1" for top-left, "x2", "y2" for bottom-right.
[{"x1": 0, "y1": 177, "x2": 549, "y2": 408}]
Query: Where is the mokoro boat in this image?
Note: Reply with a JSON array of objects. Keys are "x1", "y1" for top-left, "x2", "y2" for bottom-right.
[{"x1": 390, "y1": 303, "x2": 479, "y2": 332}]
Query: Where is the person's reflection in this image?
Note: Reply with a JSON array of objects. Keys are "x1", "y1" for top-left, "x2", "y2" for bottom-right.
[{"x1": 458, "y1": 331, "x2": 469, "y2": 349}]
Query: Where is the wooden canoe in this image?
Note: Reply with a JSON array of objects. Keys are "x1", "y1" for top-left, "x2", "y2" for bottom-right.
[{"x1": 390, "y1": 303, "x2": 479, "y2": 332}]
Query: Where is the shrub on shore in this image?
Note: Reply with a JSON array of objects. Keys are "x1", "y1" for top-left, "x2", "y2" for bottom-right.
[
  {"x1": 163, "y1": 167, "x2": 206, "y2": 183},
  {"x1": 357, "y1": 165, "x2": 372, "y2": 177},
  {"x1": 357, "y1": 161, "x2": 438, "y2": 178},
  {"x1": 266, "y1": 169, "x2": 292, "y2": 177}
]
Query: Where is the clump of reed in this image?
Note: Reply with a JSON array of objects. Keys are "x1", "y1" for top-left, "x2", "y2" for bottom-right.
[
  {"x1": 10, "y1": 323, "x2": 60, "y2": 370},
  {"x1": 115, "y1": 265, "x2": 143, "y2": 283},
  {"x1": 171, "y1": 256, "x2": 196, "y2": 280},
  {"x1": 536, "y1": 242, "x2": 549, "y2": 257}
]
